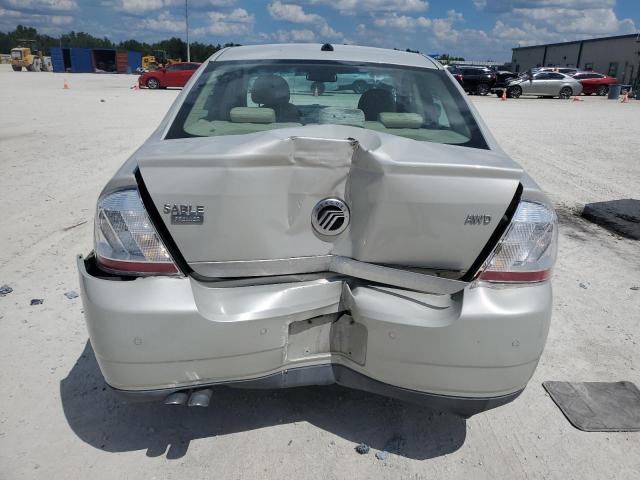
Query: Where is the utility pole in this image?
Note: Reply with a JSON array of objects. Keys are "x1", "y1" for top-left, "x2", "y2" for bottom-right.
[{"x1": 186, "y1": 0, "x2": 190, "y2": 62}]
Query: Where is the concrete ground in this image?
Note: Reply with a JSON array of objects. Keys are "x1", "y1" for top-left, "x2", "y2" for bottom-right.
[{"x1": 0, "y1": 64, "x2": 639, "y2": 479}]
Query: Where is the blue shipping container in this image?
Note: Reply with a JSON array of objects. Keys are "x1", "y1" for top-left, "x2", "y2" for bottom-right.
[
  {"x1": 70, "y1": 47, "x2": 93, "y2": 73},
  {"x1": 50, "y1": 47, "x2": 65, "y2": 72},
  {"x1": 127, "y1": 51, "x2": 142, "y2": 72}
]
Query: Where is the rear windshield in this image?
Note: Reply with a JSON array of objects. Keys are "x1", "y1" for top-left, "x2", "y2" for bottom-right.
[{"x1": 166, "y1": 60, "x2": 488, "y2": 149}]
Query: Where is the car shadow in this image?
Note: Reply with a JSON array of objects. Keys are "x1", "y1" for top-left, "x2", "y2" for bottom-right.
[{"x1": 60, "y1": 341, "x2": 466, "y2": 460}]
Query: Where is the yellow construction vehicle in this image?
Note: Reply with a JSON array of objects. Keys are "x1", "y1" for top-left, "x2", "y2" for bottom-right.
[
  {"x1": 140, "y1": 50, "x2": 181, "y2": 71},
  {"x1": 10, "y1": 39, "x2": 51, "y2": 72}
]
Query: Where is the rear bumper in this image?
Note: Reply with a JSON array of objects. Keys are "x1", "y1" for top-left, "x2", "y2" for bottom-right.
[
  {"x1": 78, "y1": 254, "x2": 552, "y2": 415},
  {"x1": 111, "y1": 364, "x2": 523, "y2": 418}
]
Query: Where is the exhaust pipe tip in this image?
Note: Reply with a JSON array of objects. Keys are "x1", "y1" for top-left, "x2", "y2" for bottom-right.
[
  {"x1": 164, "y1": 391, "x2": 189, "y2": 405},
  {"x1": 187, "y1": 388, "x2": 213, "y2": 407}
]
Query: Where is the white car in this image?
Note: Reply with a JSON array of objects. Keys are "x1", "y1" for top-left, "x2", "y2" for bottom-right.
[{"x1": 78, "y1": 43, "x2": 557, "y2": 417}]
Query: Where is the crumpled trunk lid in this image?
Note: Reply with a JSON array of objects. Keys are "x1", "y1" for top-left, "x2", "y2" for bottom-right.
[{"x1": 137, "y1": 125, "x2": 522, "y2": 278}]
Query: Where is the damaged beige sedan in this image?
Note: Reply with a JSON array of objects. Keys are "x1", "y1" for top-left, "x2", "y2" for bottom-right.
[{"x1": 78, "y1": 43, "x2": 557, "y2": 417}]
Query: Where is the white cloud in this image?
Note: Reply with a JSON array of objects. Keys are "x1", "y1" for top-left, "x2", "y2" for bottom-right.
[
  {"x1": 0, "y1": 6, "x2": 73, "y2": 33},
  {"x1": 319, "y1": 23, "x2": 340, "y2": 38},
  {"x1": 139, "y1": 10, "x2": 184, "y2": 32},
  {"x1": 2, "y1": 0, "x2": 77, "y2": 10},
  {"x1": 303, "y1": 0, "x2": 428, "y2": 14},
  {"x1": 512, "y1": 7, "x2": 634, "y2": 35},
  {"x1": 109, "y1": 0, "x2": 230, "y2": 14},
  {"x1": 207, "y1": 8, "x2": 255, "y2": 36},
  {"x1": 485, "y1": 4, "x2": 637, "y2": 48},
  {"x1": 372, "y1": 9, "x2": 463, "y2": 43},
  {"x1": 363, "y1": 0, "x2": 637, "y2": 61},
  {"x1": 267, "y1": 1, "x2": 323, "y2": 24},
  {"x1": 110, "y1": 0, "x2": 179, "y2": 14},
  {"x1": 270, "y1": 28, "x2": 316, "y2": 42},
  {"x1": 267, "y1": 2, "x2": 342, "y2": 39},
  {"x1": 475, "y1": 0, "x2": 615, "y2": 13},
  {"x1": 50, "y1": 14, "x2": 73, "y2": 24}
]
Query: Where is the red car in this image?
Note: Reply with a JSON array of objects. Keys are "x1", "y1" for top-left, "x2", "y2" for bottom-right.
[
  {"x1": 572, "y1": 72, "x2": 618, "y2": 96},
  {"x1": 139, "y1": 62, "x2": 201, "y2": 89}
]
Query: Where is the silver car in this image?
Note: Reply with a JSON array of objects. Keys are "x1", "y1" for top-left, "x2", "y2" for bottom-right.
[
  {"x1": 78, "y1": 43, "x2": 557, "y2": 417},
  {"x1": 508, "y1": 71, "x2": 583, "y2": 99}
]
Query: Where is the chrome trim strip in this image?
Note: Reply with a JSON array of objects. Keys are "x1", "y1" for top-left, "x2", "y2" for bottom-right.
[
  {"x1": 328, "y1": 257, "x2": 467, "y2": 295},
  {"x1": 191, "y1": 255, "x2": 333, "y2": 277},
  {"x1": 189, "y1": 255, "x2": 468, "y2": 294}
]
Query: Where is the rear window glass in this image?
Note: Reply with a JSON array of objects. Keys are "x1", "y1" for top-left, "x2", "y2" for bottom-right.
[{"x1": 166, "y1": 60, "x2": 488, "y2": 149}]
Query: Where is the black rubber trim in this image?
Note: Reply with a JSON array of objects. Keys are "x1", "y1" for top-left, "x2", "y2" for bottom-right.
[
  {"x1": 134, "y1": 168, "x2": 193, "y2": 276},
  {"x1": 107, "y1": 364, "x2": 523, "y2": 418},
  {"x1": 82, "y1": 253, "x2": 137, "y2": 281},
  {"x1": 461, "y1": 182, "x2": 523, "y2": 282}
]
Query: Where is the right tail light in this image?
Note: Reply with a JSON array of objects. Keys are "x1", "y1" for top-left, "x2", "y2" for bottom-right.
[
  {"x1": 478, "y1": 201, "x2": 558, "y2": 283},
  {"x1": 94, "y1": 189, "x2": 180, "y2": 276}
]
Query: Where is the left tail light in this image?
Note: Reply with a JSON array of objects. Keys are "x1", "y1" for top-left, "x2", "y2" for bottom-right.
[
  {"x1": 94, "y1": 189, "x2": 180, "y2": 276},
  {"x1": 478, "y1": 201, "x2": 557, "y2": 283}
]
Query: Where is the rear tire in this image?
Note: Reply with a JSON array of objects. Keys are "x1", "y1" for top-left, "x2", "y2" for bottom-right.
[
  {"x1": 12, "y1": 65, "x2": 22, "y2": 71},
  {"x1": 508, "y1": 85, "x2": 522, "y2": 98},
  {"x1": 597, "y1": 85, "x2": 608, "y2": 96},
  {"x1": 476, "y1": 83, "x2": 490, "y2": 96},
  {"x1": 146, "y1": 77, "x2": 160, "y2": 89},
  {"x1": 559, "y1": 86, "x2": 572, "y2": 99}
]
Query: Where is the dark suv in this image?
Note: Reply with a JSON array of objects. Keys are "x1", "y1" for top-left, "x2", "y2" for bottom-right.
[
  {"x1": 447, "y1": 65, "x2": 497, "y2": 95},
  {"x1": 491, "y1": 70, "x2": 518, "y2": 96}
]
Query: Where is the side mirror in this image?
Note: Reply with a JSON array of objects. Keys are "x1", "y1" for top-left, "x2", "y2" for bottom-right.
[{"x1": 161, "y1": 68, "x2": 167, "y2": 73}]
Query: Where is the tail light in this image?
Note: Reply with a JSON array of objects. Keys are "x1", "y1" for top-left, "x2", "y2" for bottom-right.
[
  {"x1": 94, "y1": 189, "x2": 180, "y2": 276},
  {"x1": 478, "y1": 201, "x2": 557, "y2": 283}
]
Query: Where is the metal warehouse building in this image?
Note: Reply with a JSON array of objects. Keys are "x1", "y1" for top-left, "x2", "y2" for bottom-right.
[{"x1": 511, "y1": 33, "x2": 640, "y2": 86}]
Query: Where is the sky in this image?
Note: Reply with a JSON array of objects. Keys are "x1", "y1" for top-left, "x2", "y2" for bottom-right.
[{"x1": 1, "y1": 0, "x2": 639, "y2": 61}]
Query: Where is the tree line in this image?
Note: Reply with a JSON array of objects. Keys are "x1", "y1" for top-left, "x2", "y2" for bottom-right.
[
  {"x1": 2, "y1": 25, "x2": 467, "y2": 63},
  {"x1": 0, "y1": 25, "x2": 240, "y2": 62}
]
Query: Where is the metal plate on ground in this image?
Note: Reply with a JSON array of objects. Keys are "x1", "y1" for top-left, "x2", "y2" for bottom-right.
[
  {"x1": 543, "y1": 381, "x2": 640, "y2": 432},
  {"x1": 582, "y1": 199, "x2": 640, "y2": 240}
]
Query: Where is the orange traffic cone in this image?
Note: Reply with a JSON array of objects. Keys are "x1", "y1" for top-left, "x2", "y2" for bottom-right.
[
  {"x1": 501, "y1": 88, "x2": 507, "y2": 101},
  {"x1": 63, "y1": 78, "x2": 70, "y2": 89},
  {"x1": 572, "y1": 96, "x2": 583, "y2": 102},
  {"x1": 620, "y1": 92, "x2": 629, "y2": 103}
]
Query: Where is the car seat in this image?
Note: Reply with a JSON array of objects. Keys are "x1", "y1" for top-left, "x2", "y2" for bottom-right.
[
  {"x1": 357, "y1": 88, "x2": 396, "y2": 121},
  {"x1": 251, "y1": 75, "x2": 300, "y2": 123}
]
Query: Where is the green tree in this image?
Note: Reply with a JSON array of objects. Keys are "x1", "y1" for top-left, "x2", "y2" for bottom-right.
[{"x1": 0, "y1": 25, "x2": 241, "y2": 61}]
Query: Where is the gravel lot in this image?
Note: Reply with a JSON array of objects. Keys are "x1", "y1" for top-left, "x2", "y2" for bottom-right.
[{"x1": 0, "y1": 64, "x2": 639, "y2": 479}]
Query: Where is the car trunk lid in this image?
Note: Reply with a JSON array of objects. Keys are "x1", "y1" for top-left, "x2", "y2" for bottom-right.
[{"x1": 137, "y1": 125, "x2": 522, "y2": 279}]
